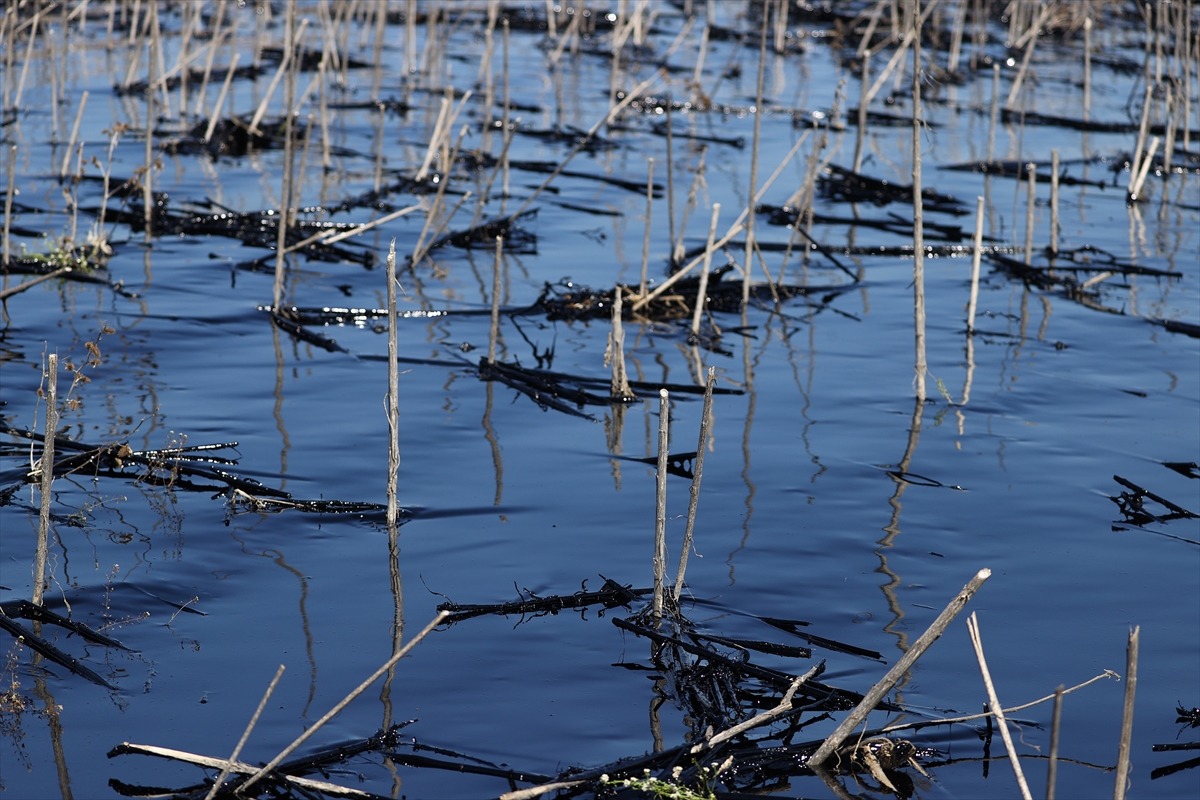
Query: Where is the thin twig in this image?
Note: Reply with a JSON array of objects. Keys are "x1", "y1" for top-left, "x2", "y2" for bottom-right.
[
  {"x1": 694, "y1": 662, "x2": 825, "y2": 752},
  {"x1": 967, "y1": 612, "x2": 1033, "y2": 800},
  {"x1": 240, "y1": 611, "x2": 449, "y2": 792},
  {"x1": 203, "y1": 664, "x2": 286, "y2": 800},
  {"x1": 674, "y1": 367, "x2": 714, "y2": 603},
  {"x1": 808, "y1": 568, "x2": 991, "y2": 766}
]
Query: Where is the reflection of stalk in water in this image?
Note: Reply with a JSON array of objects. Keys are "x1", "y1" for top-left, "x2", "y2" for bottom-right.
[
  {"x1": 727, "y1": 312, "x2": 758, "y2": 585},
  {"x1": 268, "y1": 547, "x2": 317, "y2": 717},
  {"x1": 271, "y1": 322, "x2": 291, "y2": 488},
  {"x1": 606, "y1": 403, "x2": 626, "y2": 491},
  {"x1": 379, "y1": 524, "x2": 405, "y2": 798},
  {"x1": 32, "y1": 659, "x2": 73, "y2": 799},
  {"x1": 878, "y1": 396, "x2": 925, "y2": 668},
  {"x1": 482, "y1": 382, "x2": 503, "y2": 506}
]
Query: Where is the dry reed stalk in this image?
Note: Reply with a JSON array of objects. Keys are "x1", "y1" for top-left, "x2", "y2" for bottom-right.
[
  {"x1": 248, "y1": 18, "x2": 310, "y2": 136},
  {"x1": 1128, "y1": 85, "x2": 1154, "y2": 198},
  {"x1": 854, "y1": 48, "x2": 871, "y2": 173},
  {"x1": 691, "y1": 204, "x2": 720, "y2": 336},
  {"x1": 116, "y1": 742, "x2": 374, "y2": 798},
  {"x1": 987, "y1": 62, "x2": 1000, "y2": 163},
  {"x1": 12, "y1": 12, "x2": 39, "y2": 112},
  {"x1": 698, "y1": 661, "x2": 823, "y2": 752},
  {"x1": 878, "y1": 670, "x2": 1118, "y2": 735},
  {"x1": 510, "y1": 69, "x2": 666, "y2": 221},
  {"x1": 1, "y1": 9, "x2": 13, "y2": 112},
  {"x1": 202, "y1": 664, "x2": 286, "y2": 800},
  {"x1": 151, "y1": 0, "x2": 170, "y2": 118},
  {"x1": 470, "y1": 119, "x2": 518, "y2": 231},
  {"x1": 966, "y1": 612, "x2": 1034, "y2": 800},
  {"x1": 1005, "y1": 4, "x2": 1051, "y2": 110},
  {"x1": 143, "y1": 5, "x2": 156, "y2": 241},
  {"x1": 60, "y1": 90, "x2": 89, "y2": 180},
  {"x1": 609, "y1": 287, "x2": 633, "y2": 400},
  {"x1": 287, "y1": 205, "x2": 422, "y2": 255},
  {"x1": 690, "y1": 23, "x2": 709, "y2": 107},
  {"x1": 1023, "y1": 163, "x2": 1036, "y2": 265},
  {"x1": 860, "y1": 0, "x2": 939, "y2": 110},
  {"x1": 1113, "y1": 626, "x2": 1140, "y2": 800},
  {"x1": 653, "y1": 389, "x2": 669, "y2": 620},
  {"x1": 948, "y1": 0, "x2": 966, "y2": 73},
  {"x1": 177, "y1": 3, "x2": 193, "y2": 120},
  {"x1": 1046, "y1": 684, "x2": 1064, "y2": 800},
  {"x1": 386, "y1": 241, "x2": 400, "y2": 528},
  {"x1": 3, "y1": 144, "x2": 14, "y2": 266},
  {"x1": 488, "y1": 237, "x2": 503, "y2": 365},
  {"x1": 639, "y1": 158, "x2": 654, "y2": 297},
  {"x1": 911, "y1": 0, "x2": 927, "y2": 401},
  {"x1": 1162, "y1": 85, "x2": 1174, "y2": 176},
  {"x1": 204, "y1": 52, "x2": 240, "y2": 143},
  {"x1": 48, "y1": 28, "x2": 60, "y2": 144},
  {"x1": 966, "y1": 195, "x2": 983, "y2": 333},
  {"x1": 318, "y1": 57, "x2": 331, "y2": 169},
  {"x1": 296, "y1": 114, "x2": 314, "y2": 214},
  {"x1": 242, "y1": 612, "x2": 449, "y2": 794},
  {"x1": 1050, "y1": 149, "x2": 1059, "y2": 255},
  {"x1": 405, "y1": 0, "x2": 416, "y2": 75},
  {"x1": 673, "y1": 366, "x2": 714, "y2": 603},
  {"x1": 1129, "y1": 136, "x2": 1160, "y2": 200},
  {"x1": 807, "y1": 568, "x2": 992, "y2": 767},
  {"x1": 370, "y1": 0, "x2": 386, "y2": 103},
  {"x1": 416, "y1": 98, "x2": 451, "y2": 182},
  {"x1": 857, "y1": 0, "x2": 887, "y2": 58},
  {"x1": 666, "y1": 96, "x2": 678, "y2": 261},
  {"x1": 273, "y1": 0, "x2": 299, "y2": 310},
  {"x1": 193, "y1": 0, "x2": 228, "y2": 117},
  {"x1": 0, "y1": 268, "x2": 73, "y2": 302},
  {"x1": 501, "y1": 20, "x2": 510, "y2": 198},
  {"x1": 741, "y1": 10, "x2": 768, "y2": 308},
  {"x1": 634, "y1": 130, "x2": 810, "y2": 311},
  {"x1": 34, "y1": 354, "x2": 58, "y2": 607},
  {"x1": 1083, "y1": 15, "x2": 1092, "y2": 124},
  {"x1": 410, "y1": 127, "x2": 469, "y2": 267},
  {"x1": 675, "y1": 146, "x2": 708, "y2": 264}
]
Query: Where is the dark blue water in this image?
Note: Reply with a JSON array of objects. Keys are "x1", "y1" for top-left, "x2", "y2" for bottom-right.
[{"x1": 1, "y1": 3, "x2": 1197, "y2": 799}]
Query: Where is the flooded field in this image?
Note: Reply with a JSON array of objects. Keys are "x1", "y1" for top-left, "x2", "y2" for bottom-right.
[{"x1": 1, "y1": 1, "x2": 1198, "y2": 798}]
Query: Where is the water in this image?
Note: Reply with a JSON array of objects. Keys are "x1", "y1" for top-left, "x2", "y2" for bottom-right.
[{"x1": 1, "y1": 3, "x2": 1197, "y2": 799}]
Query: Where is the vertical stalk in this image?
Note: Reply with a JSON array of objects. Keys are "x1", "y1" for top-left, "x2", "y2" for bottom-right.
[
  {"x1": 911, "y1": 0, "x2": 926, "y2": 401},
  {"x1": 666, "y1": 95, "x2": 677, "y2": 263},
  {"x1": 143, "y1": 4, "x2": 156, "y2": 241},
  {"x1": 3, "y1": 144, "x2": 14, "y2": 266},
  {"x1": 1047, "y1": 684, "x2": 1064, "y2": 800},
  {"x1": 386, "y1": 241, "x2": 400, "y2": 528},
  {"x1": 1050, "y1": 149, "x2": 1059, "y2": 256},
  {"x1": 653, "y1": 389, "x2": 669, "y2": 620},
  {"x1": 274, "y1": 0, "x2": 298, "y2": 310},
  {"x1": 987, "y1": 62, "x2": 999, "y2": 164},
  {"x1": 639, "y1": 158, "x2": 654, "y2": 297},
  {"x1": 966, "y1": 195, "x2": 983, "y2": 333},
  {"x1": 34, "y1": 354, "x2": 58, "y2": 607},
  {"x1": 60, "y1": 90, "x2": 89, "y2": 180},
  {"x1": 1114, "y1": 626, "x2": 1140, "y2": 800},
  {"x1": 1024, "y1": 163, "x2": 1036, "y2": 265},
  {"x1": 488, "y1": 237, "x2": 503, "y2": 364},
  {"x1": 854, "y1": 48, "x2": 870, "y2": 174},
  {"x1": 691, "y1": 204, "x2": 720, "y2": 336},
  {"x1": 674, "y1": 366, "x2": 714, "y2": 603},
  {"x1": 741, "y1": 9, "x2": 768, "y2": 308},
  {"x1": 1083, "y1": 15, "x2": 1092, "y2": 126}
]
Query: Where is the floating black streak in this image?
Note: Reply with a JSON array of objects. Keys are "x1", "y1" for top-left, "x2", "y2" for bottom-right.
[{"x1": 0, "y1": 612, "x2": 119, "y2": 690}]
